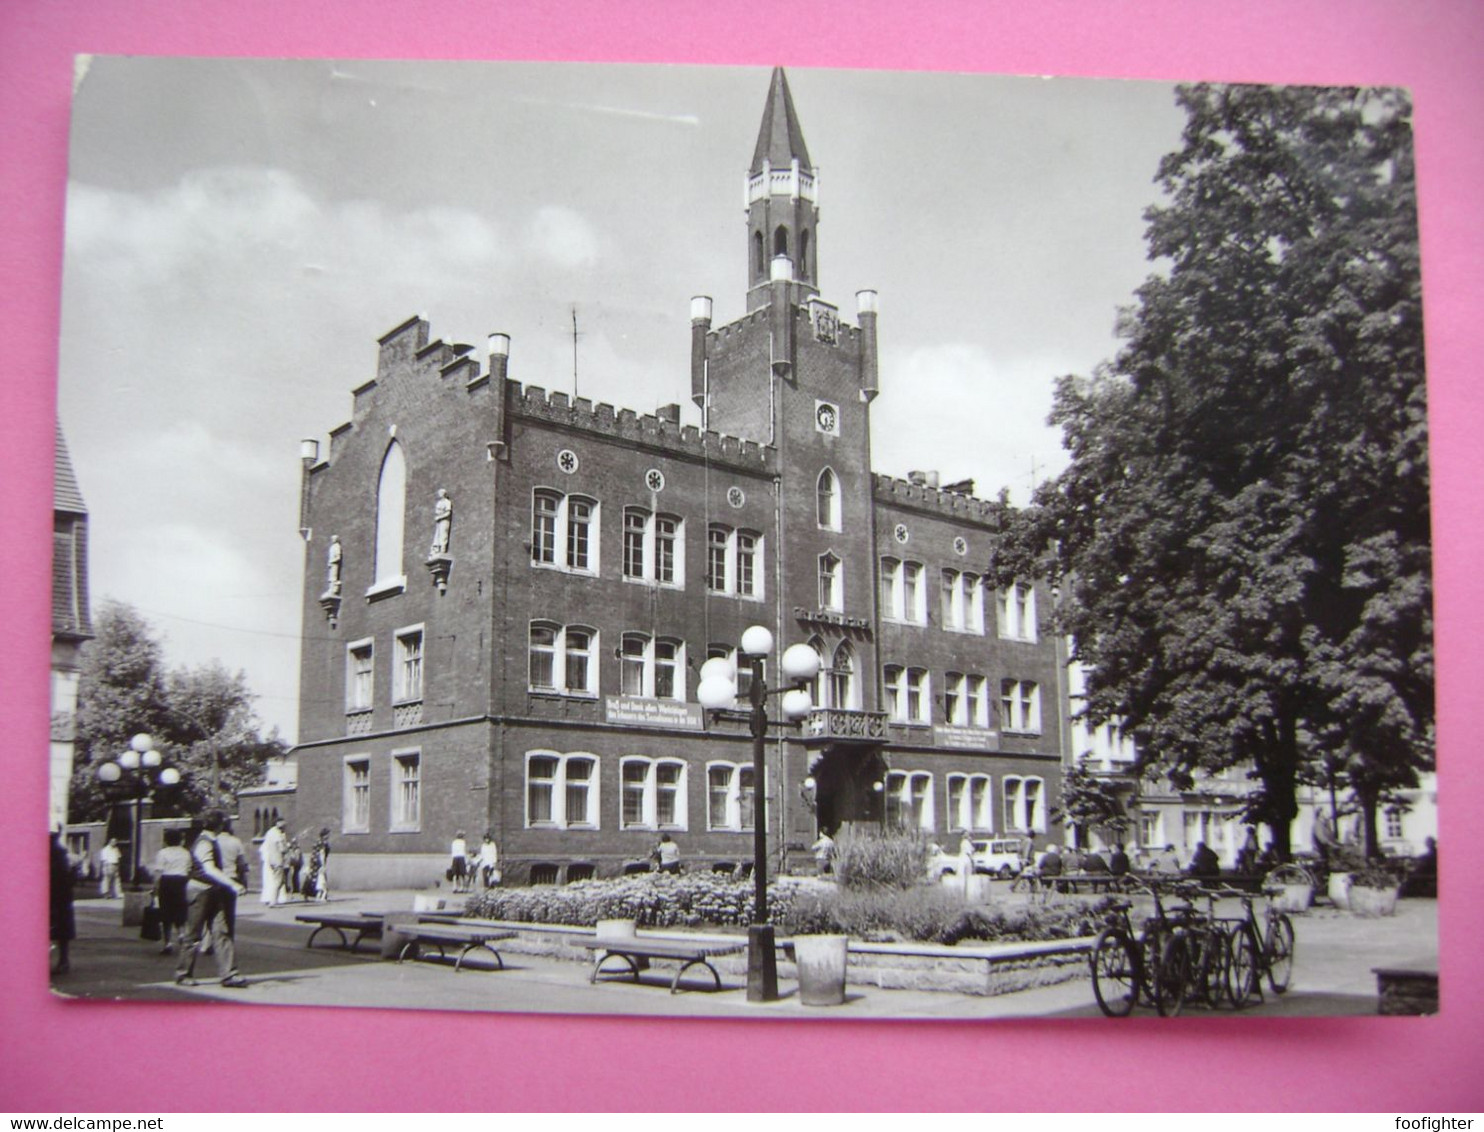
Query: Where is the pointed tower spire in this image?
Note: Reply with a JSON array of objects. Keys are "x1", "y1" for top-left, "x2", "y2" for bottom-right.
[
  {"x1": 745, "y1": 67, "x2": 820, "y2": 312},
  {"x1": 750, "y1": 67, "x2": 812, "y2": 175}
]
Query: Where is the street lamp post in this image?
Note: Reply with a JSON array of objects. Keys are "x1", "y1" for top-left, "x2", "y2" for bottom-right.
[
  {"x1": 95, "y1": 733, "x2": 181, "y2": 887},
  {"x1": 697, "y1": 625, "x2": 820, "y2": 1003}
]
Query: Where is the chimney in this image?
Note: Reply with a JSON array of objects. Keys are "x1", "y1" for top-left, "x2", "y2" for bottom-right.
[
  {"x1": 487, "y1": 333, "x2": 511, "y2": 383},
  {"x1": 857, "y1": 290, "x2": 879, "y2": 403},
  {"x1": 656, "y1": 403, "x2": 681, "y2": 424},
  {"x1": 690, "y1": 295, "x2": 712, "y2": 408}
]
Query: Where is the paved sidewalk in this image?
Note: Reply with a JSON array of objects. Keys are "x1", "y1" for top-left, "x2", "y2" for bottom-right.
[{"x1": 52, "y1": 890, "x2": 1437, "y2": 1020}]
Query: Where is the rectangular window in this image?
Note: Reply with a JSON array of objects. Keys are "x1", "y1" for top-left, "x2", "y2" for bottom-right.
[
  {"x1": 347, "y1": 642, "x2": 374, "y2": 711},
  {"x1": 884, "y1": 665, "x2": 905, "y2": 720},
  {"x1": 620, "y1": 636, "x2": 646, "y2": 697},
  {"x1": 880, "y1": 557, "x2": 901, "y2": 617},
  {"x1": 969, "y1": 776, "x2": 990, "y2": 830},
  {"x1": 564, "y1": 628, "x2": 592, "y2": 694},
  {"x1": 904, "y1": 562, "x2": 923, "y2": 623},
  {"x1": 623, "y1": 509, "x2": 647, "y2": 579},
  {"x1": 532, "y1": 492, "x2": 559, "y2": 565},
  {"x1": 999, "y1": 581, "x2": 1037, "y2": 641},
  {"x1": 395, "y1": 628, "x2": 423, "y2": 702},
  {"x1": 1384, "y1": 808, "x2": 1404, "y2": 839},
  {"x1": 655, "y1": 639, "x2": 679, "y2": 700},
  {"x1": 655, "y1": 516, "x2": 678, "y2": 584},
  {"x1": 344, "y1": 759, "x2": 370, "y2": 832},
  {"x1": 941, "y1": 569, "x2": 959, "y2": 629},
  {"x1": 527, "y1": 755, "x2": 557, "y2": 824},
  {"x1": 738, "y1": 766, "x2": 755, "y2": 831},
  {"x1": 621, "y1": 762, "x2": 647, "y2": 828},
  {"x1": 708, "y1": 765, "x2": 732, "y2": 829},
  {"x1": 819, "y1": 553, "x2": 841, "y2": 611},
  {"x1": 392, "y1": 753, "x2": 420, "y2": 830},
  {"x1": 884, "y1": 771, "x2": 907, "y2": 829},
  {"x1": 945, "y1": 672, "x2": 964, "y2": 725},
  {"x1": 947, "y1": 775, "x2": 966, "y2": 829},
  {"x1": 565, "y1": 757, "x2": 595, "y2": 827},
  {"x1": 909, "y1": 772, "x2": 933, "y2": 830},
  {"x1": 1139, "y1": 810, "x2": 1161, "y2": 849},
  {"x1": 966, "y1": 674, "x2": 986, "y2": 727},
  {"x1": 963, "y1": 574, "x2": 985, "y2": 634},
  {"x1": 736, "y1": 531, "x2": 758, "y2": 597},
  {"x1": 906, "y1": 667, "x2": 929, "y2": 723},
  {"x1": 656, "y1": 762, "x2": 682, "y2": 826},
  {"x1": 529, "y1": 624, "x2": 557, "y2": 690},
  {"x1": 707, "y1": 525, "x2": 729, "y2": 592},
  {"x1": 566, "y1": 498, "x2": 592, "y2": 571}
]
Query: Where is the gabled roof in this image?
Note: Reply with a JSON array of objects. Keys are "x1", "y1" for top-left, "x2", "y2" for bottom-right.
[
  {"x1": 750, "y1": 67, "x2": 812, "y2": 175},
  {"x1": 54, "y1": 421, "x2": 87, "y2": 515}
]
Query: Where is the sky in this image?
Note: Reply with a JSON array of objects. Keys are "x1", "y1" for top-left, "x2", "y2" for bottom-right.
[{"x1": 57, "y1": 59, "x2": 1186, "y2": 742}]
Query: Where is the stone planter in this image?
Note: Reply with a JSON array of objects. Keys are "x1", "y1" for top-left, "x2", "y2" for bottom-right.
[
  {"x1": 1327, "y1": 871, "x2": 1352, "y2": 911},
  {"x1": 1266, "y1": 864, "x2": 1315, "y2": 914},
  {"x1": 793, "y1": 933, "x2": 848, "y2": 1006},
  {"x1": 1348, "y1": 883, "x2": 1400, "y2": 918}
]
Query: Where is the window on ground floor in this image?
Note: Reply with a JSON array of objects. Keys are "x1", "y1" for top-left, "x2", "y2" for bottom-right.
[
  {"x1": 524, "y1": 751, "x2": 600, "y2": 829},
  {"x1": 621, "y1": 757, "x2": 688, "y2": 830}
]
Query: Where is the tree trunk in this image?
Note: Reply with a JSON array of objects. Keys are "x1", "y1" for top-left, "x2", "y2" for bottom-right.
[{"x1": 1358, "y1": 786, "x2": 1381, "y2": 860}]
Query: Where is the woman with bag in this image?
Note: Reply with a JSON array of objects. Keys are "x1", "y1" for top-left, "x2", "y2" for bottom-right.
[{"x1": 151, "y1": 827, "x2": 192, "y2": 955}]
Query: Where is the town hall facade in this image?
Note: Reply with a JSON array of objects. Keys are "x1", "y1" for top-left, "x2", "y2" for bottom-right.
[{"x1": 290, "y1": 69, "x2": 1066, "y2": 888}]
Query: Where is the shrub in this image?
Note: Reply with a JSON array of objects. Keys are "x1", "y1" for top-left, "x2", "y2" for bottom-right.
[
  {"x1": 833, "y1": 827, "x2": 931, "y2": 891},
  {"x1": 464, "y1": 871, "x2": 819, "y2": 930},
  {"x1": 938, "y1": 897, "x2": 1117, "y2": 946}
]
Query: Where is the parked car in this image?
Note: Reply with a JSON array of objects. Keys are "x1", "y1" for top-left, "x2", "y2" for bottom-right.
[{"x1": 928, "y1": 838, "x2": 1027, "y2": 880}]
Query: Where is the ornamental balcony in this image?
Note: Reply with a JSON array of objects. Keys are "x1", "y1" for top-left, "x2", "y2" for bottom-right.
[{"x1": 801, "y1": 708, "x2": 888, "y2": 745}]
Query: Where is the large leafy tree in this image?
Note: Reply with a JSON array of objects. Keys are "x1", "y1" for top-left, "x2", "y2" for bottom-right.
[
  {"x1": 1011, "y1": 84, "x2": 1430, "y2": 858},
  {"x1": 69, "y1": 601, "x2": 288, "y2": 821}
]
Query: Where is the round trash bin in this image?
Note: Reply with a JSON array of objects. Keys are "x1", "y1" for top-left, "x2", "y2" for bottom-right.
[
  {"x1": 794, "y1": 934, "x2": 848, "y2": 1006},
  {"x1": 380, "y1": 913, "x2": 419, "y2": 960}
]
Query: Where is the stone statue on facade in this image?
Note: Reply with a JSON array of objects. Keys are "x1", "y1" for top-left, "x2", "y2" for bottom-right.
[{"x1": 430, "y1": 490, "x2": 453, "y2": 556}]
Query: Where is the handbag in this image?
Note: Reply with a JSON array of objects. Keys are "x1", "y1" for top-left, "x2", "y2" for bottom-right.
[{"x1": 140, "y1": 901, "x2": 163, "y2": 942}]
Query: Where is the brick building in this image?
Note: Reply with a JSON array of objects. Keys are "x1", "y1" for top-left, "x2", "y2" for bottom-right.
[
  {"x1": 290, "y1": 68, "x2": 1066, "y2": 889},
  {"x1": 51, "y1": 422, "x2": 92, "y2": 833}
]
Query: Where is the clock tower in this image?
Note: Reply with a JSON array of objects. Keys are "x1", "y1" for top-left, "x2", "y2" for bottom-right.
[{"x1": 689, "y1": 67, "x2": 888, "y2": 836}]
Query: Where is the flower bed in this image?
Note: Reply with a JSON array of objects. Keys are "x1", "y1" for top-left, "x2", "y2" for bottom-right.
[{"x1": 465, "y1": 872, "x2": 1114, "y2": 946}]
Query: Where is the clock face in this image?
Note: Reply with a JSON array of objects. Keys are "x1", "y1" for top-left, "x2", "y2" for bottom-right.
[{"x1": 815, "y1": 400, "x2": 839, "y2": 435}]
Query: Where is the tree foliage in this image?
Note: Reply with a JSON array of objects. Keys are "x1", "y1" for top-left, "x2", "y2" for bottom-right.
[
  {"x1": 1050, "y1": 763, "x2": 1130, "y2": 843},
  {"x1": 1005, "y1": 84, "x2": 1431, "y2": 857},
  {"x1": 69, "y1": 601, "x2": 289, "y2": 822}
]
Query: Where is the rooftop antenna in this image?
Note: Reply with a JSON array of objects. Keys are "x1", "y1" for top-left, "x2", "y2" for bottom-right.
[{"x1": 571, "y1": 304, "x2": 580, "y2": 398}]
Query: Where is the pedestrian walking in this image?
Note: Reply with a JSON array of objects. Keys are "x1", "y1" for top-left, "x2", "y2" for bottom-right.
[
  {"x1": 476, "y1": 833, "x2": 500, "y2": 889},
  {"x1": 175, "y1": 809, "x2": 249, "y2": 989},
  {"x1": 306, "y1": 828, "x2": 332, "y2": 901},
  {"x1": 50, "y1": 832, "x2": 75, "y2": 975},
  {"x1": 259, "y1": 817, "x2": 286, "y2": 905},
  {"x1": 449, "y1": 831, "x2": 470, "y2": 892},
  {"x1": 151, "y1": 827, "x2": 192, "y2": 954}
]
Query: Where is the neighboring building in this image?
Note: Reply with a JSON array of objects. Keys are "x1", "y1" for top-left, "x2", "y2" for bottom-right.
[
  {"x1": 1064, "y1": 658, "x2": 1437, "y2": 865},
  {"x1": 288, "y1": 68, "x2": 1066, "y2": 889},
  {"x1": 51, "y1": 422, "x2": 92, "y2": 831}
]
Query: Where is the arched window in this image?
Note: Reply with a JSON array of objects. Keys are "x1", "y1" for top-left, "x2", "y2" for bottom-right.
[
  {"x1": 829, "y1": 641, "x2": 858, "y2": 710},
  {"x1": 816, "y1": 467, "x2": 840, "y2": 530},
  {"x1": 753, "y1": 231, "x2": 765, "y2": 276},
  {"x1": 373, "y1": 440, "x2": 407, "y2": 587},
  {"x1": 800, "y1": 229, "x2": 810, "y2": 277},
  {"x1": 773, "y1": 224, "x2": 789, "y2": 258}
]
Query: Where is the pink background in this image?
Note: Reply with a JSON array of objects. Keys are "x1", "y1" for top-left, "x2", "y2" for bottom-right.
[{"x1": 3, "y1": 0, "x2": 1481, "y2": 1112}]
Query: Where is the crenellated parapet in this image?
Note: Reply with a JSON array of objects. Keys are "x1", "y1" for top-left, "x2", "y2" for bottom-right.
[
  {"x1": 506, "y1": 380, "x2": 776, "y2": 474},
  {"x1": 872, "y1": 472, "x2": 1011, "y2": 527}
]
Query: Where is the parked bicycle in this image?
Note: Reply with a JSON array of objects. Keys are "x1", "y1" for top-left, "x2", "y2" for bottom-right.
[
  {"x1": 1223, "y1": 885, "x2": 1296, "y2": 1007},
  {"x1": 1089, "y1": 880, "x2": 1185, "y2": 1017}
]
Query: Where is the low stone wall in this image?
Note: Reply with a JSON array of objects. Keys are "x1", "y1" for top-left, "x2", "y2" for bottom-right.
[{"x1": 464, "y1": 919, "x2": 1093, "y2": 997}]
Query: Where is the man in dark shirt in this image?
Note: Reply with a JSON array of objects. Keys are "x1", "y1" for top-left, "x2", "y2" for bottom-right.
[{"x1": 1108, "y1": 844, "x2": 1131, "y2": 877}]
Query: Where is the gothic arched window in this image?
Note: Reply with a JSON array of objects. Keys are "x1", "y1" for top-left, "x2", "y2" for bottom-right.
[
  {"x1": 773, "y1": 225, "x2": 789, "y2": 259},
  {"x1": 753, "y1": 230, "x2": 765, "y2": 276},
  {"x1": 374, "y1": 439, "x2": 407, "y2": 586},
  {"x1": 800, "y1": 229, "x2": 810, "y2": 277}
]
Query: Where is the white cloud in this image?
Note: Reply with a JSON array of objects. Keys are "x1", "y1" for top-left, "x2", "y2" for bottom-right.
[
  {"x1": 526, "y1": 205, "x2": 599, "y2": 269},
  {"x1": 872, "y1": 342, "x2": 1071, "y2": 505}
]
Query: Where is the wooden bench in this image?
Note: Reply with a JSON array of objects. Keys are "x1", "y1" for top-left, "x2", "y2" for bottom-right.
[
  {"x1": 295, "y1": 912, "x2": 385, "y2": 952},
  {"x1": 1374, "y1": 962, "x2": 1439, "y2": 1015},
  {"x1": 394, "y1": 921, "x2": 517, "y2": 972},
  {"x1": 569, "y1": 935, "x2": 746, "y2": 994}
]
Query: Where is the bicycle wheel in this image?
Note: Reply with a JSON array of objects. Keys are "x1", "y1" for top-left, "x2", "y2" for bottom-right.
[
  {"x1": 1199, "y1": 929, "x2": 1229, "y2": 1008},
  {"x1": 1155, "y1": 933, "x2": 1190, "y2": 1017},
  {"x1": 1225, "y1": 925, "x2": 1259, "y2": 1008},
  {"x1": 1091, "y1": 928, "x2": 1140, "y2": 1017},
  {"x1": 1265, "y1": 913, "x2": 1294, "y2": 994}
]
